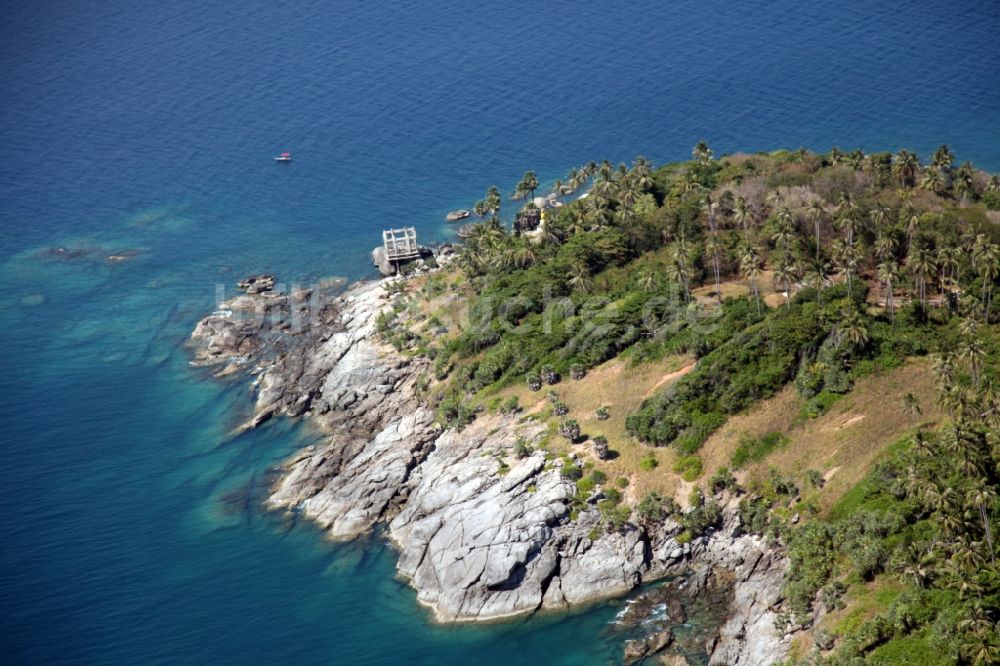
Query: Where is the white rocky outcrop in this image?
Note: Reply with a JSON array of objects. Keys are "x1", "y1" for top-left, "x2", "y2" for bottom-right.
[{"x1": 190, "y1": 274, "x2": 790, "y2": 663}]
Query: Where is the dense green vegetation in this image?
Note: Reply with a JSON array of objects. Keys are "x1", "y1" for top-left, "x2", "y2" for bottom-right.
[
  {"x1": 772, "y1": 330, "x2": 1000, "y2": 664},
  {"x1": 376, "y1": 144, "x2": 1000, "y2": 662}
]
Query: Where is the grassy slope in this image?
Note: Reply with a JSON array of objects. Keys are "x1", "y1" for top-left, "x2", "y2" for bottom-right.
[
  {"x1": 404, "y1": 269, "x2": 940, "y2": 514},
  {"x1": 492, "y1": 354, "x2": 694, "y2": 501},
  {"x1": 698, "y1": 357, "x2": 940, "y2": 513}
]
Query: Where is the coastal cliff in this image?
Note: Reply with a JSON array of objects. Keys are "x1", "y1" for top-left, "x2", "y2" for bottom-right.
[{"x1": 190, "y1": 274, "x2": 790, "y2": 663}]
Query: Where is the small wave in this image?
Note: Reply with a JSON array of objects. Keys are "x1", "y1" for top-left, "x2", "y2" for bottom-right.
[{"x1": 640, "y1": 603, "x2": 667, "y2": 624}]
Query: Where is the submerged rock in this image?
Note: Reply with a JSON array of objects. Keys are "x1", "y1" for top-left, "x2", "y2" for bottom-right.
[
  {"x1": 106, "y1": 249, "x2": 144, "y2": 263},
  {"x1": 623, "y1": 628, "x2": 673, "y2": 665},
  {"x1": 237, "y1": 274, "x2": 276, "y2": 294},
  {"x1": 38, "y1": 246, "x2": 101, "y2": 261}
]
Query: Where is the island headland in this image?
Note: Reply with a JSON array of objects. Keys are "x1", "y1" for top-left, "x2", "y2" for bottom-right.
[{"x1": 191, "y1": 146, "x2": 1000, "y2": 665}]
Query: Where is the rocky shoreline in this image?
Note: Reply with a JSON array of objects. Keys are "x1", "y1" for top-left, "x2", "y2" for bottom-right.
[{"x1": 189, "y1": 271, "x2": 792, "y2": 664}]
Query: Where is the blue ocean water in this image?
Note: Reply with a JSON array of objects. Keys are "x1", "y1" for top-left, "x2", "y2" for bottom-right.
[{"x1": 1, "y1": 0, "x2": 998, "y2": 663}]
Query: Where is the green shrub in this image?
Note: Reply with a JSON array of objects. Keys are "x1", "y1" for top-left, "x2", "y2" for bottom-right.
[
  {"x1": 558, "y1": 419, "x2": 581, "y2": 442},
  {"x1": 805, "y1": 469, "x2": 824, "y2": 489},
  {"x1": 672, "y1": 455, "x2": 704, "y2": 481},
  {"x1": 561, "y1": 460, "x2": 583, "y2": 481},
  {"x1": 639, "y1": 453, "x2": 659, "y2": 471},
  {"x1": 803, "y1": 390, "x2": 842, "y2": 419},
  {"x1": 602, "y1": 487, "x2": 622, "y2": 505},
  {"x1": 709, "y1": 467, "x2": 737, "y2": 493},
  {"x1": 592, "y1": 435, "x2": 609, "y2": 459},
  {"x1": 637, "y1": 492, "x2": 677, "y2": 524},
  {"x1": 982, "y1": 189, "x2": 1000, "y2": 210},
  {"x1": 683, "y1": 500, "x2": 722, "y2": 536},
  {"x1": 526, "y1": 372, "x2": 542, "y2": 391},
  {"x1": 599, "y1": 503, "x2": 632, "y2": 531},
  {"x1": 627, "y1": 296, "x2": 835, "y2": 451},
  {"x1": 576, "y1": 475, "x2": 597, "y2": 495},
  {"x1": 730, "y1": 431, "x2": 789, "y2": 468}
]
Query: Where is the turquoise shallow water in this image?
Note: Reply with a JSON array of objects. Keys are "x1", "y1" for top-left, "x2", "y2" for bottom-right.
[{"x1": 1, "y1": 0, "x2": 999, "y2": 663}]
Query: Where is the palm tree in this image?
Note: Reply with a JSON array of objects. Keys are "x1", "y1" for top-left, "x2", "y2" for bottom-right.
[
  {"x1": 932, "y1": 352, "x2": 957, "y2": 390},
  {"x1": 908, "y1": 246, "x2": 936, "y2": 307},
  {"x1": 834, "y1": 241, "x2": 860, "y2": 298},
  {"x1": 772, "y1": 260, "x2": 796, "y2": 308},
  {"x1": 567, "y1": 262, "x2": 593, "y2": 293},
  {"x1": 734, "y1": 197, "x2": 754, "y2": 242},
  {"x1": 632, "y1": 156, "x2": 653, "y2": 191},
  {"x1": 960, "y1": 337, "x2": 986, "y2": 389},
  {"x1": 972, "y1": 241, "x2": 999, "y2": 319},
  {"x1": 485, "y1": 185, "x2": 502, "y2": 222},
  {"x1": 473, "y1": 199, "x2": 488, "y2": 219},
  {"x1": 521, "y1": 171, "x2": 539, "y2": 201},
  {"x1": 847, "y1": 148, "x2": 865, "y2": 170},
  {"x1": 702, "y1": 197, "x2": 724, "y2": 305},
  {"x1": 836, "y1": 209, "x2": 861, "y2": 247},
  {"x1": 878, "y1": 261, "x2": 899, "y2": 322},
  {"x1": 636, "y1": 268, "x2": 659, "y2": 293},
  {"x1": 552, "y1": 179, "x2": 565, "y2": 202},
  {"x1": 501, "y1": 241, "x2": 538, "y2": 269},
  {"x1": 954, "y1": 162, "x2": 975, "y2": 204},
  {"x1": 869, "y1": 201, "x2": 891, "y2": 232},
  {"x1": 836, "y1": 307, "x2": 869, "y2": 349},
  {"x1": 597, "y1": 160, "x2": 613, "y2": 183},
  {"x1": 539, "y1": 223, "x2": 563, "y2": 248},
  {"x1": 959, "y1": 635, "x2": 1000, "y2": 666},
  {"x1": 807, "y1": 259, "x2": 829, "y2": 304},
  {"x1": 806, "y1": 200, "x2": 825, "y2": 260},
  {"x1": 667, "y1": 241, "x2": 693, "y2": 302},
  {"x1": 893, "y1": 149, "x2": 920, "y2": 187},
  {"x1": 771, "y1": 220, "x2": 796, "y2": 252},
  {"x1": 618, "y1": 177, "x2": 639, "y2": 213},
  {"x1": 896, "y1": 543, "x2": 937, "y2": 589},
  {"x1": 834, "y1": 190, "x2": 856, "y2": 218},
  {"x1": 936, "y1": 246, "x2": 961, "y2": 293},
  {"x1": 920, "y1": 167, "x2": 946, "y2": 195},
  {"x1": 679, "y1": 171, "x2": 702, "y2": 197},
  {"x1": 902, "y1": 392, "x2": 922, "y2": 425},
  {"x1": 862, "y1": 153, "x2": 885, "y2": 183},
  {"x1": 902, "y1": 207, "x2": 921, "y2": 252},
  {"x1": 932, "y1": 144, "x2": 955, "y2": 171},
  {"x1": 739, "y1": 244, "x2": 763, "y2": 314},
  {"x1": 874, "y1": 233, "x2": 898, "y2": 263},
  {"x1": 692, "y1": 140, "x2": 714, "y2": 165}
]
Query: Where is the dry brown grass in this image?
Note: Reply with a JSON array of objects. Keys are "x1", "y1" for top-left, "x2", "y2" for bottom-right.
[
  {"x1": 406, "y1": 269, "x2": 937, "y2": 514},
  {"x1": 494, "y1": 355, "x2": 695, "y2": 501},
  {"x1": 691, "y1": 269, "x2": 790, "y2": 309},
  {"x1": 698, "y1": 358, "x2": 940, "y2": 513}
]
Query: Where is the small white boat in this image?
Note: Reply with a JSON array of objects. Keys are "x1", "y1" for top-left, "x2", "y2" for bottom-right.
[{"x1": 274, "y1": 152, "x2": 292, "y2": 163}]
